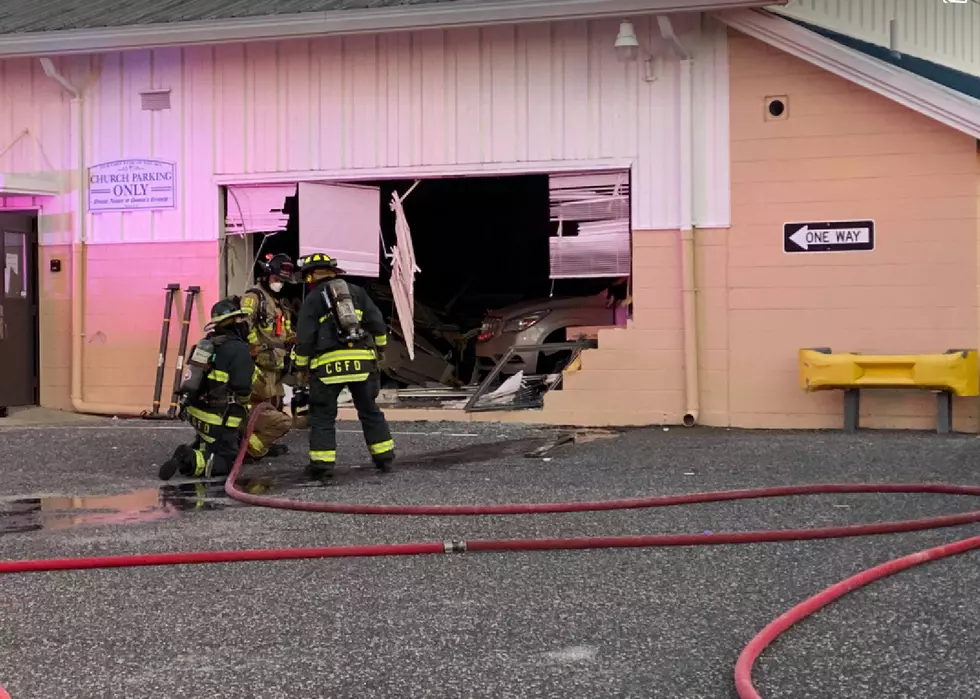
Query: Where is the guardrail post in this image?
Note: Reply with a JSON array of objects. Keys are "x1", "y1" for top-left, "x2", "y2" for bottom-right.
[
  {"x1": 936, "y1": 391, "x2": 953, "y2": 434},
  {"x1": 843, "y1": 389, "x2": 860, "y2": 433}
]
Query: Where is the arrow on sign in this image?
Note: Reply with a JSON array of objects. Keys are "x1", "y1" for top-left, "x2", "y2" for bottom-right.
[
  {"x1": 783, "y1": 220, "x2": 875, "y2": 253},
  {"x1": 789, "y1": 225, "x2": 871, "y2": 250}
]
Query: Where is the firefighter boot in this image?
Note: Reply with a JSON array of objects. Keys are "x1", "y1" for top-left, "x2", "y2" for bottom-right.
[
  {"x1": 373, "y1": 451, "x2": 395, "y2": 473},
  {"x1": 304, "y1": 462, "x2": 335, "y2": 481},
  {"x1": 158, "y1": 444, "x2": 199, "y2": 481}
]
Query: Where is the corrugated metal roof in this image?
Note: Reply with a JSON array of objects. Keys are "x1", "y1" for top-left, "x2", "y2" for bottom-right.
[
  {"x1": 0, "y1": 0, "x2": 467, "y2": 35},
  {"x1": 773, "y1": 0, "x2": 980, "y2": 78},
  {"x1": 787, "y1": 16, "x2": 980, "y2": 101}
]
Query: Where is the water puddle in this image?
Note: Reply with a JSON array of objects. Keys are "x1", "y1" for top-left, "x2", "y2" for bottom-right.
[
  {"x1": 0, "y1": 482, "x2": 232, "y2": 536},
  {"x1": 0, "y1": 432, "x2": 618, "y2": 534},
  {"x1": 0, "y1": 474, "x2": 327, "y2": 536}
]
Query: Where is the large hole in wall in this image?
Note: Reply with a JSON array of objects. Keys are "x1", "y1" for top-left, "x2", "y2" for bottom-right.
[{"x1": 222, "y1": 172, "x2": 631, "y2": 392}]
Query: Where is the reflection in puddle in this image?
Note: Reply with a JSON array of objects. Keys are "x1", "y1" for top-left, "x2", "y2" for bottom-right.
[
  {"x1": 0, "y1": 433, "x2": 607, "y2": 535},
  {"x1": 0, "y1": 482, "x2": 237, "y2": 536},
  {"x1": 0, "y1": 472, "x2": 331, "y2": 536}
]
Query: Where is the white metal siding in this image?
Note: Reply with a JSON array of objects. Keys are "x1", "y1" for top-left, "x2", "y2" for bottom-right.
[
  {"x1": 0, "y1": 13, "x2": 732, "y2": 245},
  {"x1": 773, "y1": 0, "x2": 980, "y2": 76}
]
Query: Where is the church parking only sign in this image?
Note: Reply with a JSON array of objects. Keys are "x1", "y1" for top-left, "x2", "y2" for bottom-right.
[
  {"x1": 783, "y1": 219, "x2": 875, "y2": 253},
  {"x1": 88, "y1": 159, "x2": 176, "y2": 213}
]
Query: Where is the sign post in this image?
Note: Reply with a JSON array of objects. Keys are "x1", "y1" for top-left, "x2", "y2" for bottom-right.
[{"x1": 783, "y1": 220, "x2": 875, "y2": 254}]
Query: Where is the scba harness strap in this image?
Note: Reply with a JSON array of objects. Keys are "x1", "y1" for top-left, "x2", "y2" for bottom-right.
[{"x1": 243, "y1": 287, "x2": 273, "y2": 330}]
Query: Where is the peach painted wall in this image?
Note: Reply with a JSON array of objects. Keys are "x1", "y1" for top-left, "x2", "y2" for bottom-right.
[
  {"x1": 542, "y1": 31, "x2": 980, "y2": 431},
  {"x1": 719, "y1": 31, "x2": 980, "y2": 430},
  {"x1": 38, "y1": 244, "x2": 72, "y2": 410},
  {"x1": 38, "y1": 241, "x2": 220, "y2": 411}
]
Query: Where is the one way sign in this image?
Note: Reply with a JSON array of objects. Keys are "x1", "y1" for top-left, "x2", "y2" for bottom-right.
[{"x1": 783, "y1": 220, "x2": 875, "y2": 253}]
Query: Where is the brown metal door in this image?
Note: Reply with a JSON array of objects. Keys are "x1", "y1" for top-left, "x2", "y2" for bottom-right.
[{"x1": 0, "y1": 214, "x2": 38, "y2": 407}]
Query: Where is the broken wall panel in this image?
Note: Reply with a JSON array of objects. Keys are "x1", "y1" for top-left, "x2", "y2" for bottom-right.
[
  {"x1": 548, "y1": 170, "x2": 631, "y2": 279},
  {"x1": 297, "y1": 182, "x2": 381, "y2": 277},
  {"x1": 549, "y1": 172, "x2": 631, "y2": 221},
  {"x1": 549, "y1": 230, "x2": 631, "y2": 278},
  {"x1": 389, "y1": 189, "x2": 419, "y2": 359},
  {"x1": 224, "y1": 184, "x2": 295, "y2": 234}
]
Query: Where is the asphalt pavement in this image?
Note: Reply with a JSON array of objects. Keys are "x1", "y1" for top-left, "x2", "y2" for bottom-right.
[{"x1": 1, "y1": 419, "x2": 978, "y2": 699}]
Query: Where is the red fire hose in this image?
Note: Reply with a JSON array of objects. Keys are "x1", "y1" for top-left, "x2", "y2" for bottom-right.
[
  {"x1": 734, "y1": 533, "x2": 980, "y2": 699},
  {"x1": 2, "y1": 405, "x2": 979, "y2": 699}
]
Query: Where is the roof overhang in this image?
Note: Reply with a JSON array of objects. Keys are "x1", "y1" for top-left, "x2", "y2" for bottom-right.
[
  {"x1": 0, "y1": 172, "x2": 60, "y2": 197},
  {"x1": 0, "y1": 0, "x2": 785, "y2": 58},
  {"x1": 716, "y1": 8, "x2": 980, "y2": 141}
]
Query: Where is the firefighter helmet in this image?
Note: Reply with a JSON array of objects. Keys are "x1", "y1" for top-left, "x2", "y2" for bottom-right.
[
  {"x1": 206, "y1": 298, "x2": 249, "y2": 330},
  {"x1": 297, "y1": 253, "x2": 346, "y2": 282},
  {"x1": 257, "y1": 253, "x2": 296, "y2": 282}
]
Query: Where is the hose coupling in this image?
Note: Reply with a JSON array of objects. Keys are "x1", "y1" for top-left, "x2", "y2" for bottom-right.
[{"x1": 443, "y1": 540, "x2": 467, "y2": 554}]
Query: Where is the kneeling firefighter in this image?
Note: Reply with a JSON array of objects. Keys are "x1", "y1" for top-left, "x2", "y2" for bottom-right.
[
  {"x1": 240, "y1": 253, "x2": 296, "y2": 461},
  {"x1": 158, "y1": 299, "x2": 256, "y2": 481},
  {"x1": 293, "y1": 253, "x2": 394, "y2": 477}
]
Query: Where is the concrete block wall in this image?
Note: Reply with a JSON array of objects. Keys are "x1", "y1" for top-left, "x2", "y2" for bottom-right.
[{"x1": 542, "y1": 229, "x2": 688, "y2": 426}]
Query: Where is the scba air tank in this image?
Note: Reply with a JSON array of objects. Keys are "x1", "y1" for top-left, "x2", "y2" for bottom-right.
[
  {"x1": 179, "y1": 338, "x2": 216, "y2": 395},
  {"x1": 326, "y1": 278, "x2": 366, "y2": 342}
]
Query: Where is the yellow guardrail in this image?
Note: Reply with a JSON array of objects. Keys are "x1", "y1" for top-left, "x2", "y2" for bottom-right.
[
  {"x1": 798, "y1": 347, "x2": 979, "y2": 434},
  {"x1": 799, "y1": 348, "x2": 979, "y2": 396}
]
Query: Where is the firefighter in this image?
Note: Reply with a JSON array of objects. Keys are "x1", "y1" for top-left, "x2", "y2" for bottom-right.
[
  {"x1": 293, "y1": 253, "x2": 395, "y2": 478},
  {"x1": 240, "y1": 252, "x2": 296, "y2": 462},
  {"x1": 158, "y1": 299, "x2": 256, "y2": 481}
]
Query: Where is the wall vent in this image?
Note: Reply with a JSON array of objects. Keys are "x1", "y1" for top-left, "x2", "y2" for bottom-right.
[
  {"x1": 140, "y1": 89, "x2": 172, "y2": 111},
  {"x1": 764, "y1": 95, "x2": 788, "y2": 121}
]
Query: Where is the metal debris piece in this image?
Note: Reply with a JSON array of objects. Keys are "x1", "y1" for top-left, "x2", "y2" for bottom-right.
[
  {"x1": 572, "y1": 428, "x2": 620, "y2": 445},
  {"x1": 524, "y1": 433, "x2": 575, "y2": 458},
  {"x1": 465, "y1": 339, "x2": 598, "y2": 412}
]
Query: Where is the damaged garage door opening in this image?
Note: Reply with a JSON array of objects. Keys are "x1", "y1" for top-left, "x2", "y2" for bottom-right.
[{"x1": 220, "y1": 170, "x2": 632, "y2": 412}]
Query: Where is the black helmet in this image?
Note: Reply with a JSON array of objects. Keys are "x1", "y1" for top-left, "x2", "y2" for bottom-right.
[
  {"x1": 297, "y1": 253, "x2": 346, "y2": 281},
  {"x1": 257, "y1": 253, "x2": 296, "y2": 282},
  {"x1": 206, "y1": 298, "x2": 248, "y2": 331}
]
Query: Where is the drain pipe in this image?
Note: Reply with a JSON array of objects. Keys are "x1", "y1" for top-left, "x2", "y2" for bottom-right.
[
  {"x1": 39, "y1": 58, "x2": 143, "y2": 417},
  {"x1": 657, "y1": 17, "x2": 699, "y2": 427}
]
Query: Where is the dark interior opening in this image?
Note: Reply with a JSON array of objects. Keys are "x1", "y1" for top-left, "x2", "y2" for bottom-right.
[{"x1": 229, "y1": 173, "x2": 625, "y2": 386}]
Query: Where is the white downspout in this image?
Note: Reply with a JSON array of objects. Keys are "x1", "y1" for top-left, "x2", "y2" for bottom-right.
[
  {"x1": 657, "y1": 16, "x2": 699, "y2": 427},
  {"x1": 40, "y1": 58, "x2": 141, "y2": 416}
]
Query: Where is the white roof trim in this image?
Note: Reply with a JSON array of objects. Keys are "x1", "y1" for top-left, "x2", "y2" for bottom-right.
[
  {"x1": 0, "y1": 172, "x2": 60, "y2": 197},
  {"x1": 213, "y1": 157, "x2": 636, "y2": 186},
  {"x1": 0, "y1": 0, "x2": 783, "y2": 58},
  {"x1": 715, "y1": 9, "x2": 980, "y2": 140}
]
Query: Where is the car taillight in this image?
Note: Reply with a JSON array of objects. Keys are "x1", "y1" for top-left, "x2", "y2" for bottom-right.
[{"x1": 477, "y1": 318, "x2": 499, "y2": 343}]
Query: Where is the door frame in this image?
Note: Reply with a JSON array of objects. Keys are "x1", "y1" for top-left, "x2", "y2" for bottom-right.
[{"x1": 0, "y1": 207, "x2": 41, "y2": 405}]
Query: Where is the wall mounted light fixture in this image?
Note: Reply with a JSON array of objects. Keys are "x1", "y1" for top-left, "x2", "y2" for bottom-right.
[{"x1": 614, "y1": 20, "x2": 657, "y2": 82}]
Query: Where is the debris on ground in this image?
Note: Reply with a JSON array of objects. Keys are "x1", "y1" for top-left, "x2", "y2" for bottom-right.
[{"x1": 523, "y1": 428, "x2": 621, "y2": 458}]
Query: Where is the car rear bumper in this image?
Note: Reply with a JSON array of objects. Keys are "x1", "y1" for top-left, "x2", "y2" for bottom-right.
[{"x1": 475, "y1": 329, "x2": 548, "y2": 376}]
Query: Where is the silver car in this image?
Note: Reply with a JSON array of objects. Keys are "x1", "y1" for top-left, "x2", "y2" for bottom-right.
[{"x1": 475, "y1": 293, "x2": 618, "y2": 377}]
